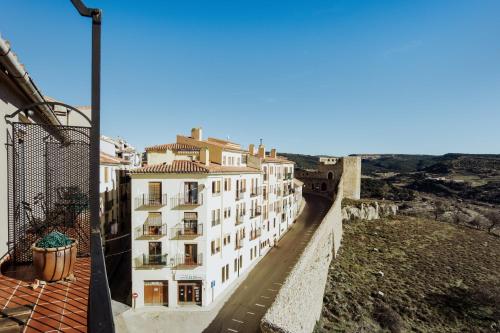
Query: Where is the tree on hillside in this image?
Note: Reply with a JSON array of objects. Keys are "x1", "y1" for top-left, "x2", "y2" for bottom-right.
[
  {"x1": 433, "y1": 201, "x2": 447, "y2": 221},
  {"x1": 484, "y1": 210, "x2": 500, "y2": 236}
]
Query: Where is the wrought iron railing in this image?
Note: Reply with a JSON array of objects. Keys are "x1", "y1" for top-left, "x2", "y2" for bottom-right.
[
  {"x1": 251, "y1": 206, "x2": 262, "y2": 218},
  {"x1": 170, "y1": 223, "x2": 203, "y2": 240},
  {"x1": 170, "y1": 193, "x2": 203, "y2": 208},
  {"x1": 250, "y1": 187, "x2": 262, "y2": 197},
  {"x1": 235, "y1": 239, "x2": 245, "y2": 250},
  {"x1": 134, "y1": 194, "x2": 167, "y2": 209},
  {"x1": 171, "y1": 253, "x2": 203, "y2": 268},
  {"x1": 250, "y1": 229, "x2": 261, "y2": 240},
  {"x1": 134, "y1": 223, "x2": 167, "y2": 240},
  {"x1": 135, "y1": 254, "x2": 169, "y2": 268},
  {"x1": 235, "y1": 214, "x2": 245, "y2": 225}
]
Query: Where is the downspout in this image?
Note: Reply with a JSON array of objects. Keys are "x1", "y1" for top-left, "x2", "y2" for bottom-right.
[{"x1": 0, "y1": 36, "x2": 60, "y2": 126}]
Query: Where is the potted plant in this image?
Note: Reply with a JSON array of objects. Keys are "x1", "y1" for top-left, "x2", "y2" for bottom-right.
[{"x1": 32, "y1": 231, "x2": 78, "y2": 282}]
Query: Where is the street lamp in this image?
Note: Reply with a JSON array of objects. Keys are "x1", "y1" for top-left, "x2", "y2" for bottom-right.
[{"x1": 70, "y1": 1, "x2": 114, "y2": 332}]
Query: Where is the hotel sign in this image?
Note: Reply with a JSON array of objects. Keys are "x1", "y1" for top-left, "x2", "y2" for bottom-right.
[{"x1": 175, "y1": 273, "x2": 205, "y2": 281}]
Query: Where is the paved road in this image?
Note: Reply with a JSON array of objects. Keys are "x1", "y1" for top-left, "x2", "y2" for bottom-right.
[{"x1": 203, "y1": 194, "x2": 331, "y2": 333}]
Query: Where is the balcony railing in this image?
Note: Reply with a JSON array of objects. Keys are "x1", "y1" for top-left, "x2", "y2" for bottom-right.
[
  {"x1": 250, "y1": 187, "x2": 262, "y2": 197},
  {"x1": 171, "y1": 253, "x2": 203, "y2": 269},
  {"x1": 235, "y1": 239, "x2": 245, "y2": 250},
  {"x1": 284, "y1": 173, "x2": 292, "y2": 180},
  {"x1": 250, "y1": 229, "x2": 261, "y2": 240},
  {"x1": 170, "y1": 193, "x2": 203, "y2": 208},
  {"x1": 134, "y1": 193, "x2": 167, "y2": 210},
  {"x1": 211, "y1": 218, "x2": 221, "y2": 227},
  {"x1": 235, "y1": 213, "x2": 245, "y2": 225},
  {"x1": 251, "y1": 206, "x2": 262, "y2": 218},
  {"x1": 135, "y1": 219, "x2": 167, "y2": 240},
  {"x1": 135, "y1": 254, "x2": 169, "y2": 269},
  {"x1": 170, "y1": 223, "x2": 203, "y2": 240},
  {"x1": 236, "y1": 190, "x2": 245, "y2": 201}
]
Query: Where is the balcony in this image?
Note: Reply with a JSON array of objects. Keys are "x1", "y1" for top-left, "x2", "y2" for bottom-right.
[
  {"x1": 171, "y1": 253, "x2": 203, "y2": 269},
  {"x1": 250, "y1": 229, "x2": 261, "y2": 240},
  {"x1": 170, "y1": 193, "x2": 203, "y2": 208},
  {"x1": 250, "y1": 187, "x2": 262, "y2": 197},
  {"x1": 235, "y1": 239, "x2": 245, "y2": 250},
  {"x1": 284, "y1": 173, "x2": 292, "y2": 180},
  {"x1": 235, "y1": 213, "x2": 245, "y2": 226},
  {"x1": 236, "y1": 190, "x2": 245, "y2": 201},
  {"x1": 211, "y1": 218, "x2": 221, "y2": 227},
  {"x1": 250, "y1": 206, "x2": 262, "y2": 218},
  {"x1": 170, "y1": 223, "x2": 203, "y2": 240},
  {"x1": 135, "y1": 254, "x2": 169, "y2": 269},
  {"x1": 135, "y1": 216, "x2": 167, "y2": 240},
  {"x1": 135, "y1": 193, "x2": 168, "y2": 210}
]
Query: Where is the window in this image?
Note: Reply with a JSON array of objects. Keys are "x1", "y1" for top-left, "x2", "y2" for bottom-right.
[
  {"x1": 234, "y1": 258, "x2": 238, "y2": 272},
  {"x1": 212, "y1": 209, "x2": 221, "y2": 226},
  {"x1": 104, "y1": 167, "x2": 109, "y2": 183},
  {"x1": 226, "y1": 264, "x2": 229, "y2": 281},
  {"x1": 212, "y1": 180, "x2": 221, "y2": 195},
  {"x1": 222, "y1": 266, "x2": 226, "y2": 283},
  {"x1": 224, "y1": 207, "x2": 231, "y2": 219},
  {"x1": 239, "y1": 255, "x2": 243, "y2": 269},
  {"x1": 223, "y1": 156, "x2": 227, "y2": 165},
  {"x1": 211, "y1": 238, "x2": 221, "y2": 255},
  {"x1": 224, "y1": 178, "x2": 231, "y2": 191}
]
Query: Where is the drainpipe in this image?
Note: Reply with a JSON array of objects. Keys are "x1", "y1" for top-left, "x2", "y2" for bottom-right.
[{"x1": 0, "y1": 36, "x2": 60, "y2": 125}]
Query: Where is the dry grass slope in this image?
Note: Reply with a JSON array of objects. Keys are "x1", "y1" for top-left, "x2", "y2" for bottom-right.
[{"x1": 316, "y1": 216, "x2": 500, "y2": 333}]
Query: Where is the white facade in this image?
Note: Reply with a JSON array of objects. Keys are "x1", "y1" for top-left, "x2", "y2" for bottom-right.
[{"x1": 130, "y1": 128, "x2": 302, "y2": 309}]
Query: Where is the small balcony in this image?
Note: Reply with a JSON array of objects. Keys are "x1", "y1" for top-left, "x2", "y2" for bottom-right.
[
  {"x1": 250, "y1": 229, "x2": 261, "y2": 241},
  {"x1": 135, "y1": 254, "x2": 169, "y2": 269},
  {"x1": 235, "y1": 239, "x2": 245, "y2": 250},
  {"x1": 134, "y1": 193, "x2": 167, "y2": 210},
  {"x1": 235, "y1": 213, "x2": 245, "y2": 226},
  {"x1": 170, "y1": 193, "x2": 203, "y2": 209},
  {"x1": 250, "y1": 187, "x2": 262, "y2": 197},
  {"x1": 211, "y1": 218, "x2": 221, "y2": 227},
  {"x1": 171, "y1": 253, "x2": 203, "y2": 269},
  {"x1": 170, "y1": 223, "x2": 203, "y2": 240},
  {"x1": 284, "y1": 173, "x2": 292, "y2": 180},
  {"x1": 250, "y1": 206, "x2": 262, "y2": 218},
  {"x1": 135, "y1": 216, "x2": 167, "y2": 240},
  {"x1": 236, "y1": 190, "x2": 245, "y2": 201}
]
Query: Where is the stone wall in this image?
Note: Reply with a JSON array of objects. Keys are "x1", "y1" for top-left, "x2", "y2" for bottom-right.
[
  {"x1": 260, "y1": 176, "x2": 344, "y2": 333},
  {"x1": 341, "y1": 156, "x2": 361, "y2": 200}
]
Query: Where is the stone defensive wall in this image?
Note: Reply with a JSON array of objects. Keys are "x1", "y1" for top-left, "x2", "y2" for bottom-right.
[{"x1": 260, "y1": 175, "x2": 344, "y2": 333}]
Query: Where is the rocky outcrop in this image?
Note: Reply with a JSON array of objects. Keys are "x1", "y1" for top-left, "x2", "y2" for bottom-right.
[{"x1": 342, "y1": 201, "x2": 398, "y2": 221}]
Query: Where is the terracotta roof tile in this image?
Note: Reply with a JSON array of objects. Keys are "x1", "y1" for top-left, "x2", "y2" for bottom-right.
[
  {"x1": 145, "y1": 143, "x2": 200, "y2": 152},
  {"x1": 131, "y1": 160, "x2": 262, "y2": 175},
  {"x1": 100, "y1": 152, "x2": 126, "y2": 165}
]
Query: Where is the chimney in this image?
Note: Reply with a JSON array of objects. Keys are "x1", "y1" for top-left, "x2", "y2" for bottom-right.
[
  {"x1": 248, "y1": 144, "x2": 255, "y2": 155},
  {"x1": 191, "y1": 127, "x2": 202, "y2": 141},
  {"x1": 258, "y1": 144, "x2": 265, "y2": 158},
  {"x1": 200, "y1": 147, "x2": 210, "y2": 166},
  {"x1": 270, "y1": 148, "x2": 277, "y2": 158}
]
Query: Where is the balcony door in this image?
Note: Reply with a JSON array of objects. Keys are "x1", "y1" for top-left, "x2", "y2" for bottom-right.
[
  {"x1": 148, "y1": 182, "x2": 162, "y2": 205},
  {"x1": 184, "y1": 212, "x2": 198, "y2": 235},
  {"x1": 184, "y1": 244, "x2": 197, "y2": 265},
  {"x1": 149, "y1": 241, "x2": 162, "y2": 264},
  {"x1": 184, "y1": 182, "x2": 198, "y2": 204}
]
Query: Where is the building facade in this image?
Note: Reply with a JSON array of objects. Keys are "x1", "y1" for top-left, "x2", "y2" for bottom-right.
[{"x1": 130, "y1": 128, "x2": 302, "y2": 308}]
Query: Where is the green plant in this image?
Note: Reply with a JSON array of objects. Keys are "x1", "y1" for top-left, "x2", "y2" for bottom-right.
[{"x1": 36, "y1": 231, "x2": 73, "y2": 248}]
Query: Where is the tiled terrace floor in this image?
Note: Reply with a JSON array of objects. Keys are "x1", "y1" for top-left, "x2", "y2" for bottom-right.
[{"x1": 0, "y1": 257, "x2": 89, "y2": 332}]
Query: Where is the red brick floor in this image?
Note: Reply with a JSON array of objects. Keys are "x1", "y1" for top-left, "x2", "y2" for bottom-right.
[{"x1": 0, "y1": 257, "x2": 89, "y2": 332}]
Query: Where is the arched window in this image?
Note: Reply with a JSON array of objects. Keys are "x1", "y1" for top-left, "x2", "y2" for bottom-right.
[{"x1": 327, "y1": 172, "x2": 333, "y2": 180}]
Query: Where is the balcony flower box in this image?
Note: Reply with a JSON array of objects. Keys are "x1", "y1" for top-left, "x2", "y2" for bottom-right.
[{"x1": 32, "y1": 232, "x2": 78, "y2": 282}]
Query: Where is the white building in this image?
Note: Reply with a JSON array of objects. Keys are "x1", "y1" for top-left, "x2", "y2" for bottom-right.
[{"x1": 130, "y1": 128, "x2": 302, "y2": 308}]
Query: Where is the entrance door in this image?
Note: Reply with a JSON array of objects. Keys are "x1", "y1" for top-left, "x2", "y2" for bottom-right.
[
  {"x1": 144, "y1": 281, "x2": 168, "y2": 306},
  {"x1": 178, "y1": 281, "x2": 202, "y2": 305},
  {"x1": 184, "y1": 244, "x2": 197, "y2": 265}
]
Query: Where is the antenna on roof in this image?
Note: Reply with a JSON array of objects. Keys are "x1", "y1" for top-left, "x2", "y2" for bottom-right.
[{"x1": 260, "y1": 138, "x2": 263, "y2": 145}]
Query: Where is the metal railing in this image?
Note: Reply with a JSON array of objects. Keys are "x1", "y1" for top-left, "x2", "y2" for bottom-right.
[
  {"x1": 171, "y1": 253, "x2": 203, "y2": 268},
  {"x1": 250, "y1": 206, "x2": 262, "y2": 218},
  {"x1": 135, "y1": 254, "x2": 169, "y2": 268},
  {"x1": 250, "y1": 229, "x2": 261, "y2": 240},
  {"x1": 170, "y1": 223, "x2": 203, "y2": 240},
  {"x1": 235, "y1": 239, "x2": 245, "y2": 250},
  {"x1": 250, "y1": 187, "x2": 262, "y2": 197},
  {"x1": 235, "y1": 214, "x2": 245, "y2": 225},
  {"x1": 211, "y1": 218, "x2": 221, "y2": 227},
  {"x1": 134, "y1": 193, "x2": 167, "y2": 209},
  {"x1": 236, "y1": 190, "x2": 245, "y2": 201},
  {"x1": 134, "y1": 223, "x2": 167, "y2": 240},
  {"x1": 170, "y1": 193, "x2": 203, "y2": 208}
]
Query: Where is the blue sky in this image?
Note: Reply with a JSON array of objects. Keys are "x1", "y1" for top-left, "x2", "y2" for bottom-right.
[{"x1": 2, "y1": 0, "x2": 500, "y2": 155}]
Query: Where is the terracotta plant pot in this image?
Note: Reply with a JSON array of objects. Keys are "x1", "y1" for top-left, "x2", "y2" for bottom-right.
[{"x1": 32, "y1": 239, "x2": 78, "y2": 282}]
